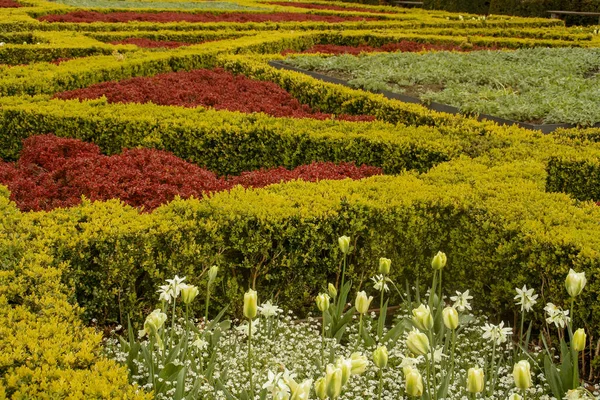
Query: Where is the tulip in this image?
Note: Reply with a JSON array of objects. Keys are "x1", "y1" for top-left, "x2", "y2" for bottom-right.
[
  {"x1": 378, "y1": 257, "x2": 391, "y2": 275},
  {"x1": 290, "y1": 379, "x2": 312, "y2": 400},
  {"x1": 337, "y1": 357, "x2": 352, "y2": 386},
  {"x1": 431, "y1": 251, "x2": 447, "y2": 270},
  {"x1": 508, "y1": 394, "x2": 523, "y2": 400},
  {"x1": 573, "y1": 328, "x2": 586, "y2": 352},
  {"x1": 244, "y1": 289, "x2": 258, "y2": 320},
  {"x1": 314, "y1": 377, "x2": 327, "y2": 400},
  {"x1": 328, "y1": 283, "x2": 337, "y2": 299},
  {"x1": 513, "y1": 360, "x2": 532, "y2": 390},
  {"x1": 338, "y1": 236, "x2": 350, "y2": 254},
  {"x1": 467, "y1": 367, "x2": 485, "y2": 393},
  {"x1": 405, "y1": 369, "x2": 424, "y2": 397},
  {"x1": 373, "y1": 346, "x2": 388, "y2": 369},
  {"x1": 138, "y1": 309, "x2": 167, "y2": 349},
  {"x1": 180, "y1": 284, "x2": 199, "y2": 305},
  {"x1": 349, "y1": 352, "x2": 368, "y2": 375},
  {"x1": 355, "y1": 291, "x2": 373, "y2": 314},
  {"x1": 316, "y1": 293, "x2": 330, "y2": 312},
  {"x1": 565, "y1": 269, "x2": 587, "y2": 298},
  {"x1": 442, "y1": 306, "x2": 459, "y2": 330},
  {"x1": 412, "y1": 304, "x2": 433, "y2": 331},
  {"x1": 325, "y1": 365, "x2": 343, "y2": 399},
  {"x1": 407, "y1": 328, "x2": 430, "y2": 356},
  {"x1": 208, "y1": 265, "x2": 219, "y2": 285}
]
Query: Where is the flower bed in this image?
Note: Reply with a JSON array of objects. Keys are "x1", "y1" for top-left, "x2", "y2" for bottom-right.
[
  {"x1": 37, "y1": 10, "x2": 378, "y2": 23},
  {"x1": 0, "y1": 0, "x2": 21, "y2": 7},
  {"x1": 53, "y1": 68, "x2": 375, "y2": 121},
  {"x1": 109, "y1": 38, "x2": 194, "y2": 48},
  {"x1": 282, "y1": 40, "x2": 497, "y2": 56},
  {"x1": 267, "y1": 1, "x2": 393, "y2": 14},
  {"x1": 0, "y1": 135, "x2": 383, "y2": 211},
  {"x1": 284, "y1": 47, "x2": 600, "y2": 125}
]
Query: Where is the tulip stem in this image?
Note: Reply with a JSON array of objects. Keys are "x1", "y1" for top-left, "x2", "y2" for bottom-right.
[
  {"x1": 356, "y1": 314, "x2": 363, "y2": 351},
  {"x1": 321, "y1": 311, "x2": 326, "y2": 368},
  {"x1": 204, "y1": 283, "x2": 211, "y2": 322},
  {"x1": 569, "y1": 298, "x2": 579, "y2": 388},
  {"x1": 170, "y1": 298, "x2": 177, "y2": 348},
  {"x1": 438, "y1": 269, "x2": 443, "y2": 305},
  {"x1": 425, "y1": 358, "x2": 432, "y2": 400},
  {"x1": 379, "y1": 284, "x2": 385, "y2": 341},
  {"x1": 340, "y1": 253, "x2": 347, "y2": 306},
  {"x1": 522, "y1": 388, "x2": 526, "y2": 400},
  {"x1": 377, "y1": 369, "x2": 383, "y2": 400},
  {"x1": 519, "y1": 311, "x2": 525, "y2": 354},
  {"x1": 450, "y1": 329, "x2": 456, "y2": 382},
  {"x1": 248, "y1": 318, "x2": 254, "y2": 398},
  {"x1": 488, "y1": 342, "x2": 497, "y2": 396},
  {"x1": 184, "y1": 304, "x2": 190, "y2": 360}
]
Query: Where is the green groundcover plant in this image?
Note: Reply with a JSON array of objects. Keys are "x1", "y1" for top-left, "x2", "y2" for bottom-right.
[
  {"x1": 285, "y1": 47, "x2": 600, "y2": 126},
  {"x1": 105, "y1": 237, "x2": 599, "y2": 399}
]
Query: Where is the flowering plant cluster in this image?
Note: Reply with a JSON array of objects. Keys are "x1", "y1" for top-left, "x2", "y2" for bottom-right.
[
  {"x1": 282, "y1": 41, "x2": 497, "y2": 56},
  {"x1": 0, "y1": 0, "x2": 21, "y2": 7},
  {"x1": 106, "y1": 238, "x2": 597, "y2": 400},
  {"x1": 54, "y1": 68, "x2": 375, "y2": 122},
  {"x1": 37, "y1": 10, "x2": 377, "y2": 23},
  {"x1": 267, "y1": 2, "x2": 394, "y2": 14},
  {"x1": 0, "y1": 135, "x2": 382, "y2": 211}
]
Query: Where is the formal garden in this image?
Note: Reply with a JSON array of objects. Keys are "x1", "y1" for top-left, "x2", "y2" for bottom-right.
[{"x1": 1, "y1": 0, "x2": 600, "y2": 398}]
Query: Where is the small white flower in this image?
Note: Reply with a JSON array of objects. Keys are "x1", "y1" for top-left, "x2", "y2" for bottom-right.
[
  {"x1": 192, "y1": 337, "x2": 209, "y2": 351},
  {"x1": 450, "y1": 290, "x2": 473, "y2": 312},
  {"x1": 514, "y1": 285, "x2": 538, "y2": 312},
  {"x1": 258, "y1": 300, "x2": 283, "y2": 318},
  {"x1": 371, "y1": 274, "x2": 391, "y2": 292},
  {"x1": 482, "y1": 321, "x2": 512, "y2": 345}
]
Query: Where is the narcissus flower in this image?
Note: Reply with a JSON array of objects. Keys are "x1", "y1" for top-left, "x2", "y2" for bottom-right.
[{"x1": 514, "y1": 285, "x2": 538, "y2": 313}]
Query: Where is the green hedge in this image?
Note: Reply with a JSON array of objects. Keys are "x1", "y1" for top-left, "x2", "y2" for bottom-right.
[{"x1": 7, "y1": 158, "x2": 599, "y2": 335}]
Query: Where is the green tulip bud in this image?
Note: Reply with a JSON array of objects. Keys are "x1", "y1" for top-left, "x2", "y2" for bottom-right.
[
  {"x1": 325, "y1": 365, "x2": 343, "y2": 399},
  {"x1": 513, "y1": 360, "x2": 532, "y2": 390},
  {"x1": 373, "y1": 346, "x2": 388, "y2": 369},
  {"x1": 328, "y1": 283, "x2": 337, "y2": 299},
  {"x1": 208, "y1": 265, "x2": 218, "y2": 285},
  {"x1": 431, "y1": 251, "x2": 447, "y2": 270},
  {"x1": 467, "y1": 367, "x2": 485, "y2": 393},
  {"x1": 406, "y1": 328, "x2": 430, "y2": 356},
  {"x1": 180, "y1": 284, "x2": 199, "y2": 305},
  {"x1": 442, "y1": 306, "x2": 459, "y2": 330},
  {"x1": 338, "y1": 236, "x2": 350, "y2": 255},
  {"x1": 355, "y1": 291, "x2": 373, "y2": 314},
  {"x1": 565, "y1": 269, "x2": 586, "y2": 298},
  {"x1": 573, "y1": 328, "x2": 586, "y2": 352},
  {"x1": 138, "y1": 309, "x2": 167, "y2": 349},
  {"x1": 508, "y1": 394, "x2": 523, "y2": 400},
  {"x1": 314, "y1": 377, "x2": 327, "y2": 400},
  {"x1": 243, "y1": 289, "x2": 258, "y2": 320},
  {"x1": 378, "y1": 257, "x2": 391, "y2": 275},
  {"x1": 349, "y1": 352, "x2": 368, "y2": 375},
  {"x1": 405, "y1": 369, "x2": 424, "y2": 397},
  {"x1": 412, "y1": 304, "x2": 434, "y2": 331},
  {"x1": 316, "y1": 293, "x2": 330, "y2": 312}
]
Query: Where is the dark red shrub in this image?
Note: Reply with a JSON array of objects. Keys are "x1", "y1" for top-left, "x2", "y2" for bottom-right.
[
  {"x1": 54, "y1": 68, "x2": 374, "y2": 122},
  {"x1": 282, "y1": 40, "x2": 497, "y2": 56},
  {"x1": 109, "y1": 38, "x2": 194, "y2": 48},
  {"x1": 0, "y1": 0, "x2": 22, "y2": 7},
  {"x1": 37, "y1": 10, "x2": 377, "y2": 23},
  {"x1": 267, "y1": 2, "x2": 394, "y2": 14},
  {"x1": 0, "y1": 135, "x2": 383, "y2": 212}
]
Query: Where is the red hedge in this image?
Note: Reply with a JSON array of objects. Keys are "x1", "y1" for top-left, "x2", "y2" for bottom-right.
[
  {"x1": 0, "y1": 0, "x2": 21, "y2": 7},
  {"x1": 282, "y1": 40, "x2": 497, "y2": 56},
  {"x1": 109, "y1": 38, "x2": 195, "y2": 48},
  {"x1": 37, "y1": 10, "x2": 377, "y2": 23},
  {"x1": 0, "y1": 135, "x2": 383, "y2": 212},
  {"x1": 54, "y1": 68, "x2": 374, "y2": 122},
  {"x1": 267, "y1": 1, "x2": 394, "y2": 13}
]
